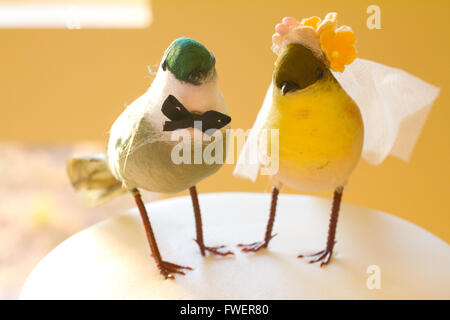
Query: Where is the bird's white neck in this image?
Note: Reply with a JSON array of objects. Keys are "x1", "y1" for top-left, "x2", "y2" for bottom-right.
[{"x1": 147, "y1": 65, "x2": 226, "y2": 115}]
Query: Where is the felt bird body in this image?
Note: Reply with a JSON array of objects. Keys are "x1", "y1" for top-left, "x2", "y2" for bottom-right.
[
  {"x1": 265, "y1": 43, "x2": 363, "y2": 192},
  {"x1": 234, "y1": 14, "x2": 440, "y2": 265},
  {"x1": 67, "y1": 37, "x2": 232, "y2": 279}
]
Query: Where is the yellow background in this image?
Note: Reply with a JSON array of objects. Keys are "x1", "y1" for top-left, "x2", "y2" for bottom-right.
[{"x1": 1, "y1": 0, "x2": 449, "y2": 242}]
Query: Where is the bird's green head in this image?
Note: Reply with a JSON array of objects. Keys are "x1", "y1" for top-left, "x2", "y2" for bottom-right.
[
  {"x1": 274, "y1": 43, "x2": 330, "y2": 95},
  {"x1": 162, "y1": 37, "x2": 216, "y2": 85}
]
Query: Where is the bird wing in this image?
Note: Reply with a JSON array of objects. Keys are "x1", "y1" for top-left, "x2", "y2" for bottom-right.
[
  {"x1": 107, "y1": 90, "x2": 156, "y2": 186},
  {"x1": 332, "y1": 58, "x2": 440, "y2": 165},
  {"x1": 233, "y1": 82, "x2": 273, "y2": 181}
]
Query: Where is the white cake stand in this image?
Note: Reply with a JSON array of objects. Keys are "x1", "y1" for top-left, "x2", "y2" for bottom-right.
[{"x1": 20, "y1": 193, "x2": 450, "y2": 299}]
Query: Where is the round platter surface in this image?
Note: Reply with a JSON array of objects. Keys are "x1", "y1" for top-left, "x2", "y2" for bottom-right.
[{"x1": 20, "y1": 193, "x2": 450, "y2": 299}]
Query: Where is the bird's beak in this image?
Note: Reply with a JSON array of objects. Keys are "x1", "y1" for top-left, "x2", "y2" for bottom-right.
[{"x1": 281, "y1": 81, "x2": 300, "y2": 95}]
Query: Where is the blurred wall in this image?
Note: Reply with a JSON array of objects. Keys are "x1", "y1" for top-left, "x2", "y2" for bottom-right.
[{"x1": 1, "y1": 0, "x2": 449, "y2": 242}]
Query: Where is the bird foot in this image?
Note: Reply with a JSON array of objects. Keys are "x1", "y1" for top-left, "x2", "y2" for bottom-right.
[
  {"x1": 237, "y1": 234, "x2": 276, "y2": 253},
  {"x1": 157, "y1": 260, "x2": 193, "y2": 279},
  {"x1": 298, "y1": 248, "x2": 333, "y2": 267},
  {"x1": 205, "y1": 245, "x2": 235, "y2": 256},
  {"x1": 194, "y1": 240, "x2": 234, "y2": 256},
  {"x1": 237, "y1": 241, "x2": 267, "y2": 253}
]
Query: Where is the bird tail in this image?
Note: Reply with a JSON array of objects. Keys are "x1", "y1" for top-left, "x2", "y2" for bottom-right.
[{"x1": 66, "y1": 154, "x2": 127, "y2": 206}]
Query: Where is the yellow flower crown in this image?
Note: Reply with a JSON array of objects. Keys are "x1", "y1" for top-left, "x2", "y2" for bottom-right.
[{"x1": 272, "y1": 13, "x2": 357, "y2": 72}]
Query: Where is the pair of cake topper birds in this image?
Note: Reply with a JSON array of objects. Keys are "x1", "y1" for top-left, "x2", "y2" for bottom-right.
[{"x1": 67, "y1": 13, "x2": 439, "y2": 279}]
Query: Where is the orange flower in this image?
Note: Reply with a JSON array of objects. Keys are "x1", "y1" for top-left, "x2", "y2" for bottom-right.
[
  {"x1": 302, "y1": 12, "x2": 357, "y2": 72},
  {"x1": 300, "y1": 16, "x2": 321, "y2": 29},
  {"x1": 317, "y1": 12, "x2": 337, "y2": 33},
  {"x1": 319, "y1": 25, "x2": 357, "y2": 72}
]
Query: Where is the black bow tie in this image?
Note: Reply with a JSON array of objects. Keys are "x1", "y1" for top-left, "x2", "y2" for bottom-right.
[{"x1": 161, "y1": 95, "x2": 231, "y2": 135}]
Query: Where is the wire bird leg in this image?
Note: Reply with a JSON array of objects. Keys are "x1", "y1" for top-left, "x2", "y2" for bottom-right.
[
  {"x1": 190, "y1": 186, "x2": 234, "y2": 256},
  {"x1": 238, "y1": 186, "x2": 279, "y2": 252},
  {"x1": 132, "y1": 189, "x2": 192, "y2": 279},
  {"x1": 298, "y1": 186, "x2": 343, "y2": 267}
]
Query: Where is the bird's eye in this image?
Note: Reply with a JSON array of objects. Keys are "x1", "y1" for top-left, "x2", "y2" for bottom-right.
[
  {"x1": 280, "y1": 81, "x2": 300, "y2": 95},
  {"x1": 316, "y1": 67, "x2": 324, "y2": 80},
  {"x1": 162, "y1": 59, "x2": 167, "y2": 71}
]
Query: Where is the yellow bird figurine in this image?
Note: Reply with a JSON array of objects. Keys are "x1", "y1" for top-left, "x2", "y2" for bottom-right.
[{"x1": 234, "y1": 13, "x2": 440, "y2": 266}]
